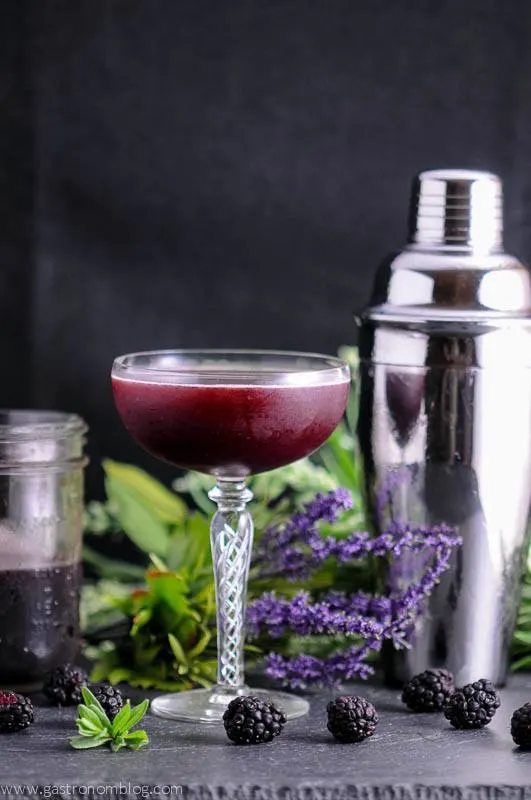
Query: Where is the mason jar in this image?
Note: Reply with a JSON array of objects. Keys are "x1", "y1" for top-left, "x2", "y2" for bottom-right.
[{"x1": 0, "y1": 411, "x2": 87, "y2": 688}]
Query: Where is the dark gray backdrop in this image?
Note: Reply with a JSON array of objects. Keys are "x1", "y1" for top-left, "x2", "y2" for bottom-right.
[{"x1": 2, "y1": 0, "x2": 531, "y2": 496}]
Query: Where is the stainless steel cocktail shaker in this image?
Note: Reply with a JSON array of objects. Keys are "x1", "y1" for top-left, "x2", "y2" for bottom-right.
[{"x1": 357, "y1": 169, "x2": 531, "y2": 686}]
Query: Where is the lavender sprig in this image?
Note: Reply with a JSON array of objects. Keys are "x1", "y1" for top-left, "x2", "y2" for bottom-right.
[
  {"x1": 249, "y1": 527, "x2": 455, "y2": 645},
  {"x1": 248, "y1": 489, "x2": 461, "y2": 689},
  {"x1": 253, "y1": 487, "x2": 457, "y2": 582},
  {"x1": 247, "y1": 591, "x2": 387, "y2": 640},
  {"x1": 252, "y1": 489, "x2": 353, "y2": 580}
]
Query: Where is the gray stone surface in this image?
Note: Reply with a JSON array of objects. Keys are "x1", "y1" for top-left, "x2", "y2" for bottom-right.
[{"x1": 3, "y1": 677, "x2": 531, "y2": 798}]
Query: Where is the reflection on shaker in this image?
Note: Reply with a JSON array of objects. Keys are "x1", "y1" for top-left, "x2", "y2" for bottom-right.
[{"x1": 385, "y1": 371, "x2": 425, "y2": 450}]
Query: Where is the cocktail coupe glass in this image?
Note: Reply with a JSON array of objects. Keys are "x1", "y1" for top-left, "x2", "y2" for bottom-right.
[{"x1": 111, "y1": 350, "x2": 350, "y2": 723}]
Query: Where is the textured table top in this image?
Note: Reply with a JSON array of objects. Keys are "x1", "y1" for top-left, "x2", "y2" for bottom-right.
[{"x1": 4, "y1": 676, "x2": 531, "y2": 798}]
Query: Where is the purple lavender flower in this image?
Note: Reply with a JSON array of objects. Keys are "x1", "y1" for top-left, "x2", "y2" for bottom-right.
[
  {"x1": 247, "y1": 591, "x2": 386, "y2": 639},
  {"x1": 248, "y1": 488, "x2": 461, "y2": 690},
  {"x1": 252, "y1": 489, "x2": 353, "y2": 580}
]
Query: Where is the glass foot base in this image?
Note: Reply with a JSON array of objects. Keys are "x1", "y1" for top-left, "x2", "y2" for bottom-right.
[{"x1": 151, "y1": 686, "x2": 310, "y2": 724}]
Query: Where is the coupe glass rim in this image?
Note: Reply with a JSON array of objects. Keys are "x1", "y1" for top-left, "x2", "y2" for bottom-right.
[{"x1": 112, "y1": 348, "x2": 350, "y2": 386}]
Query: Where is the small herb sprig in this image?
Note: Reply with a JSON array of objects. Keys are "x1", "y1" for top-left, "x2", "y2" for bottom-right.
[{"x1": 70, "y1": 687, "x2": 150, "y2": 752}]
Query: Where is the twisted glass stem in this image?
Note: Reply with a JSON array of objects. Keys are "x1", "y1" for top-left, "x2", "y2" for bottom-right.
[{"x1": 208, "y1": 479, "x2": 253, "y2": 690}]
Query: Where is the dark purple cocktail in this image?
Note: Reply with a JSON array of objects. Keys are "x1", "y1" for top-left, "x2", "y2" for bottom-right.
[
  {"x1": 111, "y1": 350, "x2": 350, "y2": 723},
  {"x1": 112, "y1": 379, "x2": 348, "y2": 477}
]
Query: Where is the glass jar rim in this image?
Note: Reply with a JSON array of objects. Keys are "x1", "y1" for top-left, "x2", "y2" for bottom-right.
[{"x1": 0, "y1": 411, "x2": 87, "y2": 442}]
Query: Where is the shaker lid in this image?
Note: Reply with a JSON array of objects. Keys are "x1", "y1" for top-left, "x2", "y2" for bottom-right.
[
  {"x1": 408, "y1": 169, "x2": 502, "y2": 251},
  {"x1": 365, "y1": 169, "x2": 531, "y2": 324}
]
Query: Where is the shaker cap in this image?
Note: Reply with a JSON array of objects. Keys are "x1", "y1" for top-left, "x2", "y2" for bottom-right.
[
  {"x1": 364, "y1": 168, "x2": 531, "y2": 324},
  {"x1": 408, "y1": 169, "x2": 503, "y2": 251}
]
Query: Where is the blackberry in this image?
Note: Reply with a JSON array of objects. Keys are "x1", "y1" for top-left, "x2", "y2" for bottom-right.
[
  {"x1": 90, "y1": 684, "x2": 125, "y2": 720},
  {"x1": 0, "y1": 691, "x2": 34, "y2": 733},
  {"x1": 43, "y1": 663, "x2": 88, "y2": 706},
  {"x1": 327, "y1": 695, "x2": 378, "y2": 743},
  {"x1": 511, "y1": 703, "x2": 531, "y2": 748},
  {"x1": 402, "y1": 668, "x2": 454, "y2": 713},
  {"x1": 444, "y1": 679, "x2": 500, "y2": 729},
  {"x1": 223, "y1": 695, "x2": 287, "y2": 745}
]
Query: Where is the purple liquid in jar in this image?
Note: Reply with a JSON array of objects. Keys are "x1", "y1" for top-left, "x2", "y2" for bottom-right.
[{"x1": 0, "y1": 562, "x2": 80, "y2": 686}]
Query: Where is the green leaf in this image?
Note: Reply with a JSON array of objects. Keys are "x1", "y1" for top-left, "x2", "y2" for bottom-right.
[
  {"x1": 165, "y1": 535, "x2": 188, "y2": 573},
  {"x1": 81, "y1": 686, "x2": 107, "y2": 715},
  {"x1": 76, "y1": 721, "x2": 101, "y2": 737},
  {"x1": 131, "y1": 608, "x2": 152, "y2": 637},
  {"x1": 184, "y1": 513, "x2": 212, "y2": 574},
  {"x1": 168, "y1": 633, "x2": 188, "y2": 666},
  {"x1": 80, "y1": 581, "x2": 130, "y2": 636},
  {"x1": 187, "y1": 627, "x2": 211, "y2": 659},
  {"x1": 191, "y1": 659, "x2": 217, "y2": 682},
  {"x1": 89, "y1": 663, "x2": 114, "y2": 684},
  {"x1": 83, "y1": 545, "x2": 146, "y2": 582},
  {"x1": 131, "y1": 642, "x2": 162, "y2": 670},
  {"x1": 80, "y1": 688, "x2": 113, "y2": 732},
  {"x1": 104, "y1": 460, "x2": 186, "y2": 524},
  {"x1": 511, "y1": 653, "x2": 531, "y2": 671},
  {"x1": 107, "y1": 668, "x2": 136, "y2": 685},
  {"x1": 70, "y1": 734, "x2": 110, "y2": 750},
  {"x1": 193, "y1": 581, "x2": 216, "y2": 616},
  {"x1": 111, "y1": 736, "x2": 126, "y2": 752},
  {"x1": 243, "y1": 643, "x2": 262, "y2": 654},
  {"x1": 124, "y1": 730, "x2": 149, "y2": 749},
  {"x1": 127, "y1": 699, "x2": 150, "y2": 730},
  {"x1": 78, "y1": 705, "x2": 106, "y2": 731},
  {"x1": 146, "y1": 572, "x2": 191, "y2": 616},
  {"x1": 514, "y1": 630, "x2": 531, "y2": 645},
  {"x1": 104, "y1": 474, "x2": 170, "y2": 557},
  {"x1": 520, "y1": 583, "x2": 531, "y2": 599},
  {"x1": 149, "y1": 553, "x2": 168, "y2": 572},
  {"x1": 188, "y1": 670, "x2": 212, "y2": 689},
  {"x1": 166, "y1": 513, "x2": 211, "y2": 578},
  {"x1": 111, "y1": 701, "x2": 132, "y2": 737},
  {"x1": 173, "y1": 473, "x2": 215, "y2": 515},
  {"x1": 318, "y1": 426, "x2": 359, "y2": 491}
]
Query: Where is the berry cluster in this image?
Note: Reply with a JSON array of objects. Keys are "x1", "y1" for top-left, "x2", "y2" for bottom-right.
[
  {"x1": 401, "y1": 668, "x2": 502, "y2": 730},
  {"x1": 43, "y1": 664, "x2": 88, "y2": 707},
  {"x1": 443, "y1": 679, "x2": 500, "y2": 730},
  {"x1": 42, "y1": 664, "x2": 125, "y2": 718},
  {"x1": 0, "y1": 691, "x2": 34, "y2": 733},
  {"x1": 223, "y1": 696, "x2": 287, "y2": 744},
  {"x1": 400, "y1": 668, "x2": 531, "y2": 748},
  {"x1": 326, "y1": 696, "x2": 378, "y2": 743},
  {"x1": 401, "y1": 668, "x2": 454, "y2": 713},
  {"x1": 0, "y1": 663, "x2": 126, "y2": 735},
  {"x1": 511, "y1": 703, "x2": 531, "y2": 749}
]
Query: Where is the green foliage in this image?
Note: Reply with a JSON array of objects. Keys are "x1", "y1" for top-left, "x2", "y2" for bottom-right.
[
  {"x1": 80, "y1": 580, "x2": 131, "y2": 637},
  {"x1": 70, "y1": 686, "x2": 149, "y2": 752},
  {"x1": 511, "y1": 548, "x2": 531, "y2": 672},
  {"x1": 84, "y1": 522, "x2": 218, "y2": 689},
  {"x1": 83, "y1": 453, "x2": 218, "y2": 689}
]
